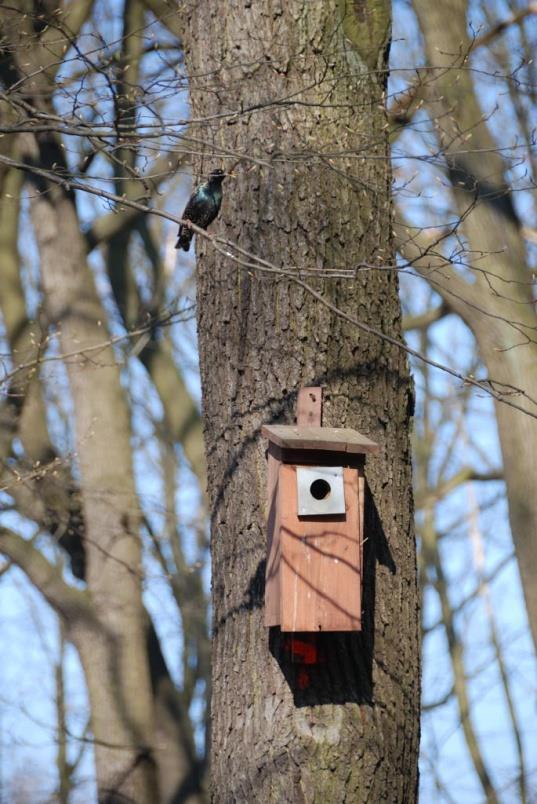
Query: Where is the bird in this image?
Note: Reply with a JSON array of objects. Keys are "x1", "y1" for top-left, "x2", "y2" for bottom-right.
[{"x1": 175, "y1": 168, "x2": 226, "y2": 251}]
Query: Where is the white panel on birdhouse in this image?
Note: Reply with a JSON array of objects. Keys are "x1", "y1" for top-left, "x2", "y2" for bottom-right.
[{"x1": 296, "y1": 466, "x2": 346, "y2": 516}]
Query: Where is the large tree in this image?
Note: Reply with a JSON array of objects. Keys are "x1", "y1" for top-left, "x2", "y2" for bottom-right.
[{"x1": 176, "y1": 0, "x2": 420, "y2": 799}]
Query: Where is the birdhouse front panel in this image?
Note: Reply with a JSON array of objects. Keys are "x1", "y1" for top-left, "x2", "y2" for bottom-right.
[{"x1": 279, "y1": 462, "x2": 364, "y2": 632}]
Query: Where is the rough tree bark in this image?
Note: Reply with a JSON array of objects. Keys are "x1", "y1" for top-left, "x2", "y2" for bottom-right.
[{"x1": 175, "y1": 0, "x2": 420, "y2": 800}]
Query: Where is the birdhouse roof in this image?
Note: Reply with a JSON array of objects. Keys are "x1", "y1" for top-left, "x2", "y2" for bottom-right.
[{"x1": 262, "y1": 424, "x2": 379, "y2": 454}]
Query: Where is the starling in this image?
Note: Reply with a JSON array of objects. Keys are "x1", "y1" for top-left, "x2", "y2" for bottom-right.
[{"x1": 175, "y1": 168, "x2": 226, "y2": 251}]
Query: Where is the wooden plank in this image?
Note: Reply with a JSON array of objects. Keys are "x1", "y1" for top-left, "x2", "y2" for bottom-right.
[
  {"x1": 280, "y1": 448, "x2": 364, "y2": 469},
  {"x1": 264, "y1": 442, "x2": 281, "y2": 626},
  {"x1": 279, "y1": 464, "x2": 363, "y2": 632},
  {"x1": 262, "y1": 424, "x2": 379, "y2": 454},
  {"x1": 265, "y1": 387, "x2": 322, "y2": 627},
  {"x1": 297, "y1": 386, "x2": 322, "y2": 426}
]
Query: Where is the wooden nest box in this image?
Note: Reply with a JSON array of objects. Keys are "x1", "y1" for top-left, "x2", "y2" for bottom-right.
[{"x1": 262, "y1": 388, "x2": 378, "y2": 633}]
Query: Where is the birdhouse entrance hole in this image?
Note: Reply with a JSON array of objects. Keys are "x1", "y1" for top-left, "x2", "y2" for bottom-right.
[{"x1": 310, "y1": 478, "x2": 330, "y2": 500}]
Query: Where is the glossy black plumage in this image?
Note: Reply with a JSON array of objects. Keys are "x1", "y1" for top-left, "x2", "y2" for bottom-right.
[{"x1": 175, "y1": 169, "x2": 226, "y2": 251}]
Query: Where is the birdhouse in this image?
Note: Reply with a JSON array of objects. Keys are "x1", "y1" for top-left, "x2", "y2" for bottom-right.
[{"x1": 263, "y1": 392, "x2": 378, "y2": 633}]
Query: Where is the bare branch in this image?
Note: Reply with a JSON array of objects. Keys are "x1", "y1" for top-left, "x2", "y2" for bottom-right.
[
  {"x1": 402, "y1": 301, "x2": 450, "y2": 332},
  {"x1": 415, "y1": 467, "x2": 502, "y2": 508},
  {"x1": 474, "y1": 4, "x2": 537, "y2": 50},
  {"x1": 1, "y1": 151, "x2": 535, "y2": 420},
  {"x1": 0, "y1": 527, "x2": 89, "y2": 619}
]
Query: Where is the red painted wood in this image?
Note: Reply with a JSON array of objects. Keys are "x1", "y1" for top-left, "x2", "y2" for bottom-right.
[
  {"x1": 265, "y1": 386, "x2": 322, "y2": 625},
  {"x1": 264, "y1": 386, "x2": 365, "y2": 633},
  {"x1": 279, "y1": 463, "x2": 363, "y2": 632},
  {"x1": 264, "y1": 442, "x2": 282, "y2": 626},
  {"x1": 297, "y1": 386, "x2": 322, "y2": 427}
]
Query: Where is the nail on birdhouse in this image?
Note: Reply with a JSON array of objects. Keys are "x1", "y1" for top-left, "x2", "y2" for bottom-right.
[{"x1": 263, "y1": 387, "x2": 379, "y2": 632}]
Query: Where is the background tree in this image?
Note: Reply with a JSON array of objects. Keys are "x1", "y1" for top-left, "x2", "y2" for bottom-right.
[
  {"x1": 391, "y1": 0, "x2": 537, "y2": 798},
  {"x1": 394, "y1": 0, "x2": 537, "y2": 646},
  {"x1": 0, "y1": 2, "x2": 206, "y2": 800}
]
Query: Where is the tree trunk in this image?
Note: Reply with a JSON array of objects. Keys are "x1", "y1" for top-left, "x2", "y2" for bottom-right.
[
  {"x1": 31, "y1": 178, "x2": 159, "y2": 804},
  {"x1": 178, "y1": 1, "x2": 420, "y2": 800}
]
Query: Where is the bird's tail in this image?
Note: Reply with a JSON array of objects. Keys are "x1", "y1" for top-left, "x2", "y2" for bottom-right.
[{"x1": 175, "y1": 225, "x2": 193, "y2": 251}]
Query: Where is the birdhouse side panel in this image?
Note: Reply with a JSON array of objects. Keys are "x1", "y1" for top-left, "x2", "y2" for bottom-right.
[
  {"x1": 279, "y1": 463, "x2": 363, "y2": 632},
  {"x1": 264, "y1": 443, "x2": 282, "y2": 626}
]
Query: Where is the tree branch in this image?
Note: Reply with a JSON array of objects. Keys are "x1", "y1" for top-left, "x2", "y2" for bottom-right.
[
  {"x1": 2, "y1": 151, "x2": 536, "y2": 420},
  {"x1": 0, "y1": 526, "x2": 89, "y2": 618},
  {"x1": 403, "y1": 301, "x2": 450, "y2": 332},
  {"x1": 474, "y1": 4, "x2": 537, "y2": 50},
  {"x1": 416, "y1": 468, "x2": 503, "y2": 509}
]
